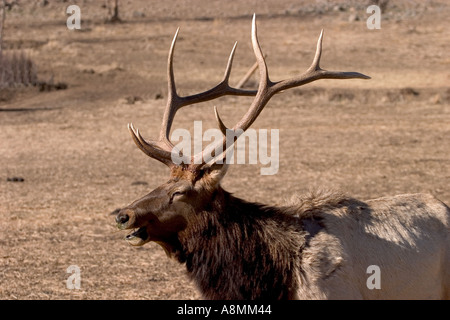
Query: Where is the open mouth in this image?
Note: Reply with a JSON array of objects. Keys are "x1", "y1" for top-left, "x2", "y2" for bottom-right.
[{"x1": 125, "y1": 227, "x2": 149, "y2": 246}]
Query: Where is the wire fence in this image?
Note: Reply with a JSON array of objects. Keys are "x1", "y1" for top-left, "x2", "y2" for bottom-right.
[{"x1": 0, "y1": 50, "x2": 38, "y2": 88}]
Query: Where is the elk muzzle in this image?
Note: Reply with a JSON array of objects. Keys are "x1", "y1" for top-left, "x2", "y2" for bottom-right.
[{"x1": 115, "y1": 208, "x2": 153, "y2": 246}]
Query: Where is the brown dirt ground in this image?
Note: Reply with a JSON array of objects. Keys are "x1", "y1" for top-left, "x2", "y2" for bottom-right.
[{"x1": 0, "y1": 1, "x2": 449, "y2": 299}]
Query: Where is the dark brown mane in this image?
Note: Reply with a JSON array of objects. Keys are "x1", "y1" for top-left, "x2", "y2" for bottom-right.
[{"x1": 178, "y1": 187, "x2": 305, "y2": 300}]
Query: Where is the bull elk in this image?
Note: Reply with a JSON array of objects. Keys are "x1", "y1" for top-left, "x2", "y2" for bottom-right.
[{"x1": 115, "y1": 15, "x2": 450, "y2": 299}]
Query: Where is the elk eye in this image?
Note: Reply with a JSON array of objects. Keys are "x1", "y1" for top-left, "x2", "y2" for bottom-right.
[{"x1": 170, "y1": 191, "x2": 185, "y2": 202}]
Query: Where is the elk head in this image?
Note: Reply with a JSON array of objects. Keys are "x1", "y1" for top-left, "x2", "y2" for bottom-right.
[{"x1": 115, "y1": 15, "x2": 369, "y2": 252}]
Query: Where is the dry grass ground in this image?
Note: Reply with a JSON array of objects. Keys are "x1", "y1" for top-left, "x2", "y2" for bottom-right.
[{"x1": 0, "y1": 0, "x2": 449, "y2": 299}]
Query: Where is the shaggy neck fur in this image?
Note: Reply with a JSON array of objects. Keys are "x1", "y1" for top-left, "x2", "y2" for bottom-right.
[{"x1": 175, "y1": 187, "x2": 308, "y2": 300}]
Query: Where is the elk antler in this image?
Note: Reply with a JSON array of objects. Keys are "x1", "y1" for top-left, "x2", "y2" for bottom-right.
[
  {"x1": 199, "y1": 14, "x2": 370, "y2": 166},
  {"x1": 129, "y1": 14, "x2": 370, "y2": 169},
  {"x1": 128, "y1": 28, "x2": 257, "y2": 167}
]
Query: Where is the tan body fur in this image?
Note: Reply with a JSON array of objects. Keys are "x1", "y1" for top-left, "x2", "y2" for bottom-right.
[{"x1": 293, "y1": 192, "x2": 449, "y2": 299}]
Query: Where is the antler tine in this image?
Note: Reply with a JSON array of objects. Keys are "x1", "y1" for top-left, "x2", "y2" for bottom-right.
[
  {"x1": 222, "y1": 41, "x2": 238, "y2": 84},
  {"x1": 167, "y1": 27, "x2": 180, "y2": 100},
  {"x1": 309, "y1": 29, "x2": 324, "y2": 72},
  {"x1": 271, "y1": 29, "x2": 371, "y2": 93},
  {"x1": 128, "y1": 123, "x2": 176, "y2": 167},
  {"x1": 251, "y1": 14, "x2": 270, "y2": 89},
  {"x1": 214, "y1": 106, "x2": 228, "y2": 136},
  {"x1": 159, "y1": 27, "x2": 181, "y2": 144}
]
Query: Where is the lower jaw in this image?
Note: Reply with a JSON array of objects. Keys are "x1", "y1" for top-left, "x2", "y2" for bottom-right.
[
  {"x1": 126, "y1": 237, "x2": 148, "y2": 246},
  {"x1": 125, "y1": 227, "x2": 149, "y2": 246}
]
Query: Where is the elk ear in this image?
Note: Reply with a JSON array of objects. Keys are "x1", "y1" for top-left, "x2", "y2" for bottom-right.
[{"x1": 197, "y1": 163, "x2": 229, "y2": 190}]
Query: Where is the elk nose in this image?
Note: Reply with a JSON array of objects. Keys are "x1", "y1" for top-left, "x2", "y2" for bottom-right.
[{"x1": 115, "y1": 211, "x2": 129, "y2": 225}]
